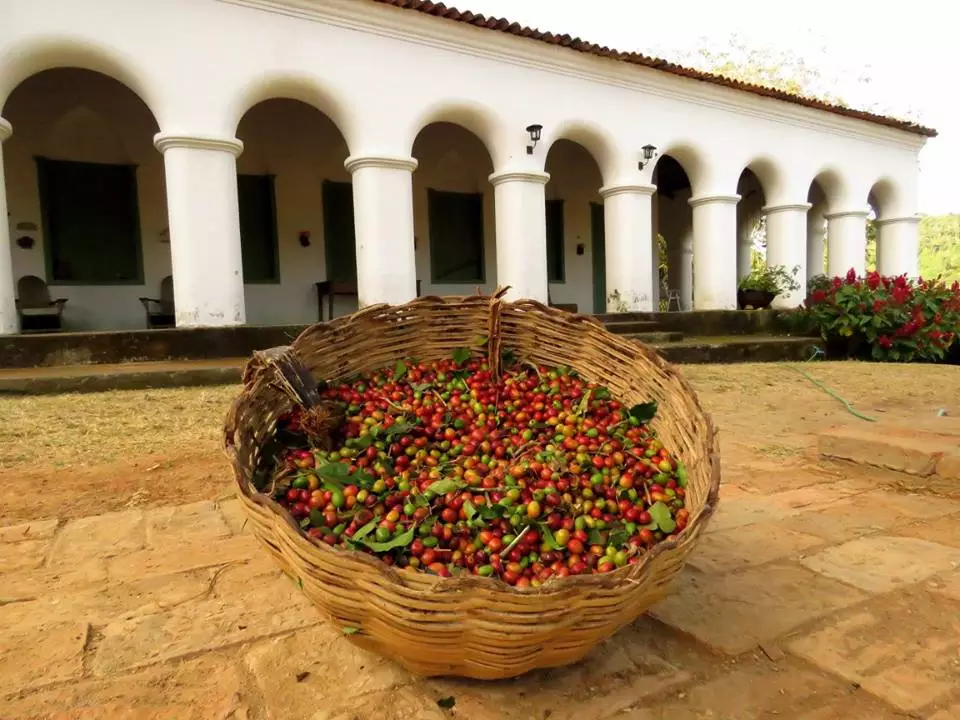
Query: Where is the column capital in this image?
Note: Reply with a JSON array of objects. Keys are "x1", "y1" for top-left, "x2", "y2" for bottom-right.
[
  {"x1": 762, "y1": 202, "x2": 812, "y2": 215},
  {"x1": 487, "y1": 170, "x2": 550, "y2": 187},
  {"x1": 824, "y1": 209, "x2": 870, "y2": 221},
  {"x1": 153, "y1": 132, "x2": 244, "y2": 156},
  {"x1": 688, "y1": 194, "x2": 740, "y2": 208},
  {"x1": 598, "y1": 183, "x2": 657, "y2": 199},
  {"x1": 344, "y1": 155, "x2": 418, "y2": 174},
  {"x1": 875, "y1": 215, "x2": 921, "y2": 226},
  {"x1": 0, "y1": 117, "x2": 11, "y2": 142}
]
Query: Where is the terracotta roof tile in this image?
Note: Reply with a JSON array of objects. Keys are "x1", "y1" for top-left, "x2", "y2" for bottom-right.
[{"x1": 372, "y1": 0, "x2": 937, "y2": 138}]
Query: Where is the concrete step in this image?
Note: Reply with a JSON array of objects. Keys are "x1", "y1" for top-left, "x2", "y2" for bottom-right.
[
  {"x1": 601, "y1": 320, "x2": 662, "y2": 335},
  {"x1": 0, "y1": 336, "x2": 824, "y2": 395},
  {"x1": 624, "y1": 331, "x2": 685, "y2": 343}
]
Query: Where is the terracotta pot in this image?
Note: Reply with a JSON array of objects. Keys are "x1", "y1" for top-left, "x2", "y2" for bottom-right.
[{"x1": 737, "y1": 289, "x2": 776, "y2": 310}]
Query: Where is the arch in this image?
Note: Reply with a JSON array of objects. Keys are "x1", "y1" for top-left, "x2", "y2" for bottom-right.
[
  {"x1": 805, "y1": 167, "x2": 850, "y2": 214},
  {"x1": 226, "y1": 73, "x2": 356, "y2": 152},
  {"x1": 652, "y1": 141, "x2": 707, "y2": 197},
  {"x1": 735, "y1": 155, "x2": 787, "y2": 205},
  {"x1": 405, "y1": 100, "x2": 507, "y2": 168},
  {"x1": 541, "y1": 121, "x2": 615, "y2": 184},
  {"x1": 0, "y1": 37, "x2": 162, "y2": 122},
  {"x1": 866, "y1": 176, "x2": 903, "y2": 220}
]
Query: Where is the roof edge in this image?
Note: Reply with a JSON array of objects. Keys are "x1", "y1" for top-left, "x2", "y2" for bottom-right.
[{"x1": 372, "y1": 0, "x2": 938, "y2": 139}]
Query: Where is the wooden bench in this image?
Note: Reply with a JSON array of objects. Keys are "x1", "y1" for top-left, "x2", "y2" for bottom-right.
[{"x1": 315, "y1": 280, "x2": 422, "y2": 321}]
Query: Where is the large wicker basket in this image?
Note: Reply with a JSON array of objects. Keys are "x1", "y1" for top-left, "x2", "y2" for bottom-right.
[{"x1": 224, "y1": 293, "x2": 720, "y2": 680}]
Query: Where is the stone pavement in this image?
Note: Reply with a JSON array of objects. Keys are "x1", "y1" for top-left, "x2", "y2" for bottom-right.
[{"x1": 2, "y1": 472, "x2": 960, "y2": 719}]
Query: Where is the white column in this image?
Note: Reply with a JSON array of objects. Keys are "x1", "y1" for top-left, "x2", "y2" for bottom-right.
[
  {"x1": 345, "y1": 156, "x2": 418, "y2": 306},
  {"x1": 678, "y1": 230, "x2": 693, "y2": 311},
  {"x1": 488, "y1": 171, "x2": 549, "y2": 303},
  {"x1": 599, "y1": 183, "x2": 657, "y2": 312},
  {"x1": 154, "y1": 133, "x2": 246, "y2": 327},
  {"x1": 825, "y1": 209, "x2": 869, "y2": 278},
  {"x1": 689, "y1": 194, "x2": 740, "y2": 310},
  {"x1": 806, "y1": 211, "x2": 826, "y2": 281},
  {"x1": 763, "y1": 202, "x2": 810, "y2": 308},
  {"x1": 876, "y1": 216, "x2": 920, "y2": 279},
  {"x1": 0, "y1": 118, "x2": 16, "y2": 335}
]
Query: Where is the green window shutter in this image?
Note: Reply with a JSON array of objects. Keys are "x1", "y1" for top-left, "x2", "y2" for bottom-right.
[
  {"x1": 237, "y1": 174, "x2": 279, "y2": 283},
  {"x1": 36, "y1": 158, "x2": 143, "y2": 284},
  {"x1": 546, "y1": 199, "x2": 565, "y2": 283},
  {"x1": 322, "y1": 180, "x2": 357, "y2": 284},
  {"x1": 428, "y1": 189, "x2": 484, "y2": 283}
]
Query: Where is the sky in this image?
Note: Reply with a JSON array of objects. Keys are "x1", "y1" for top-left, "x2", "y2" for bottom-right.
[{"x1": 457, "y1": 0, "x2": 958, "y2": 216}]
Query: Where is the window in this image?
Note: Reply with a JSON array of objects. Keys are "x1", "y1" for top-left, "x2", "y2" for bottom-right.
[
  {"x1": 546, "y1": 199, "x2": 565, "y2": 283},
  {"x1": 237, "y1": 174, "x2": 280, "y2": 283},
  {"x1": 322, "y1": 181, "x2": 357, "y2": 284},
  {"x1": 428, "y1": 189, "x2": 484, "y2": 283},
  {"x1": 36, "y1": 158, "x2": 143, "y2": 284}
]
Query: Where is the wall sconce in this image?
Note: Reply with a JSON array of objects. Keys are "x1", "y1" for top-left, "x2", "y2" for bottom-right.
[
  {"x1": 525, "y1": 124, "x2": 543, "y2": 155},
  {"x1": 15, "y1": 236, "x2": 35, "y2": 250},
  {"x1": 638, "y1": 144, "x2": 659, "y2": 170},
  {"x1": 299, "y1": 231, "x2": 311, "y2": 248}
]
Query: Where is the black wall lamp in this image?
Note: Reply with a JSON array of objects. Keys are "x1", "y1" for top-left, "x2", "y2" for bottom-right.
[
  {"x1": 525, "y1": 124, "x2": 543, "y2": 155},
  {"x1": 638, "y1": 144, "x2": 658, "y2": 170}
]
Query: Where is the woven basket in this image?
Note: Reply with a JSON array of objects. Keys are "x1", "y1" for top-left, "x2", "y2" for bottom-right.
[{"x1": 224, "y1": 292, "x2": 721, "y2": 680}]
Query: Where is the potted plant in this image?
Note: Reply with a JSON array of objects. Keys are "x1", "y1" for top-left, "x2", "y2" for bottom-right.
[{"x1": 737, "y1": 264, "x2": 801, "y2": 309}]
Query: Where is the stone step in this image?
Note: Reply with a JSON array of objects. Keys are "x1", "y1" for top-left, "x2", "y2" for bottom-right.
[
  {"x1": 601, "y1": 320, "x2": 662, "y2": 334},
  {"x1": 624, "y1": 332, "x2": 685, "y2": 344},
  {"x1": 0, "y1": 337, "x2": 824, "y2": 395}
]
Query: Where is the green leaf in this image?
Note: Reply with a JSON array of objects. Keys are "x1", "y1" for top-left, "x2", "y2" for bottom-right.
[
  {"x1": 501, "y1": 348, "x2": 517, "y2": 366},
  {"x1": 353, "y1": 433, "x2": 375, "y2": 449},
  {"x1": 628, "y1": 402, "x2": 659, "y2": 423},
  {"x1": 426, "y1": 479, "x2": 466, "y2": 495},
  {"x1": 607, "y1": 529, "x2": 629, "y2": 548},
  {"x1": 587, "y1": 528, "x2": 605, "y2": 546},
  {"x1": 676, "y1": 462, "x2": 688, "y2": 489},
  {"x1": 452, "y1": 347, "x2": 472, "y2": 365},
  {"x1": 594, "y1": 387, "x2": 612, "y2": 400},
  {"x1": 309, "y1": 509, "x2": 325, "y2": 527},
  {"x1": 411, "y1": 382, "x2": 433, "y2": 394},
  {"x1": 394, "y1": 360, "x2": 407, "y2": 380},
  {"x1": 295, "y1": 576, "x2": 303, "y2": 590},
  {"x1": 351, "y1": 520, "x2": 378, "y2": 542},
  {"x1": 475, "y1": 504, "x2": 501, "y2": 520},
  {"x1": 540, "y1": 525, "x2": 564, "y2": 551},
  {"x1": 359, "y1": 526, "x2": 417, "y2": 552},
  {"x1": 299, "y1": 516, "x2": 311, "y2": 529},
  {"x1": 575, "y1": 389, "x2": 593, "y2": 417},
  {"x1": 350, "y1": 470, "x2": 376, "y2": 489},
  {"x1": 649, "y1": 501, "x2": 677, "y2": 534},
  {"x1": 316, "y1": 462, "x2": 351, "y2": 480},
  {"x1": 385, "y1": 420, "x2": 416, "y2": 437},
  {"x1": 437, "y1": 696, "x2": 456, "y2": 710},
  {"x1": 475, "y1": 335, "x2": 488, "y2": 347},
  {"x1": 463, "y1": 501, "x2": 477, "y2": 522},
  {"x1": 342, "y1": 626, "x2": 360, "y2": 635}
]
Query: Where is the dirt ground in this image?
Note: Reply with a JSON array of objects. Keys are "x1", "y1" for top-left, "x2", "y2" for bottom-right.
[{"x1": 1, "y1": 361, "x2": 959, "y2": 719}]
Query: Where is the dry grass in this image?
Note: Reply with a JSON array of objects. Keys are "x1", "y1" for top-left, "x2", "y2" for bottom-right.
[{"x1": 1, "y1": 361, "x2": 956, "y2": 473}]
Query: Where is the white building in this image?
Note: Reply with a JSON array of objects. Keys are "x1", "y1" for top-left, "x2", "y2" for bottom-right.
[{"x1": 0, "y1": 0, "x2": 935, "y2": 333}]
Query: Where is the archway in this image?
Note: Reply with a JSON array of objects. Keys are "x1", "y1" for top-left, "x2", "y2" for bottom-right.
[
  {"x1": 544, "y1": 139, "x2": 604, "y2": 313},
  {"x1": 234, "y1": 98, "x2": 350, "y2": 323},
  {"x1": 736, "y1": 168, "x2": 767, "y2": 282},
  {"x1": 654, "y1": 155, "x2": 694, "y2": 310},
  {"x1": 3, "y1": 68, "x2": 163, "y2": 331},
  {"x1": 412, "y1": 122, "x2": 495, "y2": 295}
]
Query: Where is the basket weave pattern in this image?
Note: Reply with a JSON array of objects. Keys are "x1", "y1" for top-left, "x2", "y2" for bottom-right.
[{"x1": 224, "y1": 295, "x2": 721, "y2": 680}]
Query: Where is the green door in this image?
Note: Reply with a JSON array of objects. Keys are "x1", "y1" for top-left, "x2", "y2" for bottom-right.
[
  {"x1": 591, "y1": 203, "x2": 605, "y2": 313},
  {"x1": 322, "y1": 181, "x2": 357, "y2": 283}
]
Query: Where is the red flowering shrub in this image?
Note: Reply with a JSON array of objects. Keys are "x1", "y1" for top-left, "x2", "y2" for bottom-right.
[{"x1": 801, "y1": 268, "x2": 960, "y2": 362}]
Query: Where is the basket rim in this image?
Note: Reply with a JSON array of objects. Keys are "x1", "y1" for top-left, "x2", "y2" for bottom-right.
[{"x1": 223, "y1": 294, "x2": 721, "y2": 597}]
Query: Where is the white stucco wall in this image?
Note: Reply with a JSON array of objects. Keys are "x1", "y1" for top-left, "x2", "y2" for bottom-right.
[{"x1": 0, "y1": 0, "x2": 929, "y2": 329}]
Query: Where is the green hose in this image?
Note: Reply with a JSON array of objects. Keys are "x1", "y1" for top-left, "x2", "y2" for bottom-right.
[{"x1": 785, "y1": 362, "x2": 878, "y2": 423}]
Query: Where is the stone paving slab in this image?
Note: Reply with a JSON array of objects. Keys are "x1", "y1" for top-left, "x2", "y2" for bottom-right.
[
  {"x1": 144, "y1": 500, "x2": 233, "y2": 548},
  {"x1": 0, "y1": 654, "x2": 248, "y2": 720},
  {"x1": 107, "y1": 533, "x2": 259, "y2": 582},
  {"x1": 92, "y1": 571, "x2": 320, "y2": 676},
  {"x1": 0, "y1": 538, "x2": 50, "y2": 573},
  {"x1": 704, "y1": 484, "x2": 857, "y2": 534},
  {"x1": 0, "y1": 622, "x2": 89, "y2": 695},
  {"x1": 787, "y1": 590, "x2": 960, "y2": 713},
  {"x1": 47, "y1": 509, "x2": 145, "y2": 567},
  {"x1": 0, "y1": 519, "x2": 59, "y2": 543},
  {"x1": 801, "y1": 535, "x2": 960, "y2": 593},
  {"x1": 819, "y1": 424, "x2": 956, "y2": 476},
  {"x1": 687, "y1": 522, "x2": 825, "y2": 574},
  {"x1": 650, "y1": 563, "x2": 868, "y2": 655}
]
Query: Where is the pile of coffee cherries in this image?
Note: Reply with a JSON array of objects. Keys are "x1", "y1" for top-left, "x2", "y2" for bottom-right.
[{"x1": 268, "y1": 349, "x2": 689, "y2": 587}]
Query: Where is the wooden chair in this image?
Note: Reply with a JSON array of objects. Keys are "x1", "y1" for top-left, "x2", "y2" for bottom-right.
[
  {"x1": 139, "y1": 275, "x2": 176, "y2": 329},
  {"x1": 15, "y1": 275, "x2": 67, "y2": 332},
  {"x1": 316, "y1": 279, "x2": 422, "y2": 321}
]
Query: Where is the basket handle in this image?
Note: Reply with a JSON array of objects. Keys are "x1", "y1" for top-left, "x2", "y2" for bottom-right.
[{"x1": 241, "y1": 345, "x2": 323, "y2": 409}]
